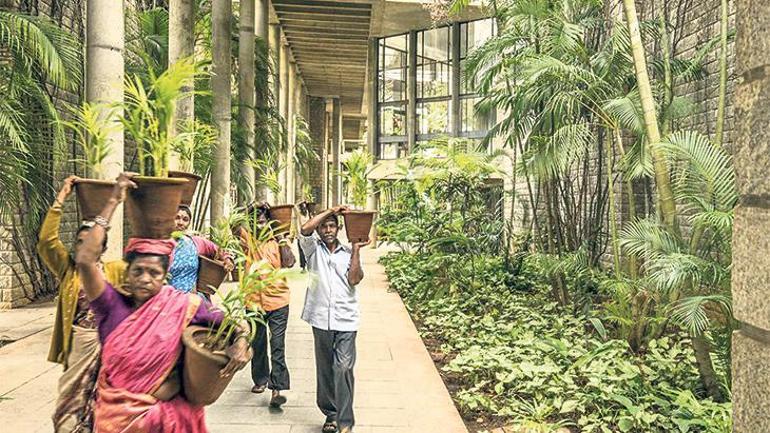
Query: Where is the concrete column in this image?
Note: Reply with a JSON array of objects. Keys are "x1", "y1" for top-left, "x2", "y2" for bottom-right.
[
  {"x1": 279, "y1": 41, "x2": 290, "y2": 203},
  {"x1": 210, "y1": 0, "x2": 232, "y2": 222},
  {"x1": 287, "y1": 62, "x2": 297, "y2": 204},
  {"x1": 407, "y1": 31, "x2": 417, "y2": 152},
  {"x1": 168, "y1": 0, "x2": 195, "y2": 171},
  {"x1": 451, "y1": 22, "x2": 461, "y2": 136},
  {"x1": 367, "y1": 38, "x2": 378, "y2": 157},
  {"x1": 267, "y1": 24, "x2": 281, "y2": 204},
  {"x1": 308, "y1": 96, "x2": 327, "y2": 207},
  {"x1": 269, "y1": 24, "x2": 281, "y2": 110},
  {"x1": 732, "y1": 1, "x2": 770, "y2": 430},
  {"x1": 254, "y1": 0, "x2": 270, "y2": 201},
  {"x1": 237, "y1": 0, "x2": 256, "y2": 204},
  {"x1": 86, "y1": 0, "x2": 124, "y2": 260},
  {"x1": 331, "y1": 97, "x2": 342, "y2": 205}
]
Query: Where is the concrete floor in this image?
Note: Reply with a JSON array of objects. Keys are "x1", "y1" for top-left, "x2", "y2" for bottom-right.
[{"x1": 0, "y1": 247, "x2": 467, "y2": 433}]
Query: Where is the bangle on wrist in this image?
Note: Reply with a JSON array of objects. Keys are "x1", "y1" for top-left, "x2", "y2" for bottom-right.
[{"x1": 93, "y1": 215, "x2": 111, "y2": 231}]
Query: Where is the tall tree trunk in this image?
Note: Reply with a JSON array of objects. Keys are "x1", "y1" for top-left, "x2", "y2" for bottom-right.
[
  {"x1": 659, "y1": 13, "x2": 673, "y2": 136},
  {"x1": 691, "y1": 333, "x2": 726, "y2": 401},
  {"x1": 210, "y1": 0, "x2": 232, "y2": 222},
  {"x1": 714, "y1": 0, "x2": 729, "y2": 147},
  {"x1": 606, "y1": 130, "x2": 621, "y2": 275},
  {"x1": 87, "y1": 0, "x2": 124, "y2": 259},
  {"x1": 613, "y1": 129, "x2": 638, "y2": 278},
  {"x1": 238, "y1": 0, "x2": 256, "y2": 205},
  {"x1": 621, "y1": 0, "x2": 679, "y2": 233},
  {"x1": 168, "y1": 0, "x2": 195, "y2": 171}
]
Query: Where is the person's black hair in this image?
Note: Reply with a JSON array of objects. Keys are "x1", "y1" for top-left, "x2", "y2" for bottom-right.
[
  {"x1": 320, "y1": 213, "x2": 340, "y2": 227},
  {"x1": 178, "y1": 205, "x2": 192, "y2": 219},
  {"x1": 124, "y1": 251, "x2": 170, "y2": 272},
  {"x1": 77, "y1": 225, "x2": 108, "y2": 252}
]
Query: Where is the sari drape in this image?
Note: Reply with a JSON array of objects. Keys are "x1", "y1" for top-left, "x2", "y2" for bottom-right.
[{"x1": 94, "y1": 286, "x2": 206, "y2": 433}]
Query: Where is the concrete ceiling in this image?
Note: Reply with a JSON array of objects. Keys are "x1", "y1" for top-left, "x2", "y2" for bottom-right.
[
  {"x1": 272, "y1": 0, "x2": 372, "y2": 117},
  {"x1": 272, "y1": 0, "x2": 489, "y2": 139}
]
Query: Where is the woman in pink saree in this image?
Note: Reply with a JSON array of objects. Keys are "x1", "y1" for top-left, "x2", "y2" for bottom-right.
[{"x1": 75, "y1": 173, "x2": 251, "y2": 433}]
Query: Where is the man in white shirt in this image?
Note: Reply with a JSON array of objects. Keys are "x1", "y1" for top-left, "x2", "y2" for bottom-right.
[{"x1": 298, "y1": 206, "x2": 369, "y2": 433}]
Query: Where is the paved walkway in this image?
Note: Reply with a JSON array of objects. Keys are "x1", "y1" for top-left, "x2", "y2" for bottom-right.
[{"x1": 0, "y1": 247, "x2": 467, "y2": 433}]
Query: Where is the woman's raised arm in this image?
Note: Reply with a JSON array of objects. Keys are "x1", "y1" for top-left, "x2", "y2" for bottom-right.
[{"x1": 76, "y1": 173, "x2": 137, "y2": 301}]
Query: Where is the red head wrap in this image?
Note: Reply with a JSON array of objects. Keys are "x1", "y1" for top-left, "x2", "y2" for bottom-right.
[{"x1": 124, "y1": 238, "x2": 177, "y2": 268}]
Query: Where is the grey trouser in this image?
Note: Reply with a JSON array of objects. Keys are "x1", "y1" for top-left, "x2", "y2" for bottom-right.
[
  {"x1": 313, "y1": 327, "x2": 357, "y2": 430},
  {"x1": 251, "y1": 306, "x2": 290, "y2": 390}
]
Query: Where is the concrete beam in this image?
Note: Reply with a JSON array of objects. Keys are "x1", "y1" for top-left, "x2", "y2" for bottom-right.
[{"x1": 273, "y1": 6, "x2": 371, "y2": 18}]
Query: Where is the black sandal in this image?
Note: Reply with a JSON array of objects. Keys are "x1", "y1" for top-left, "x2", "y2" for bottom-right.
[{"x1": 322, "y1": 421, "x2": 337, "y2": 433}]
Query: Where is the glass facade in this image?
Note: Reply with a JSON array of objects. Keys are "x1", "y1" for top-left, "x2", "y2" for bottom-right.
[{"x1": 374, "y1": 18, "x2": 495, "y2": 159}]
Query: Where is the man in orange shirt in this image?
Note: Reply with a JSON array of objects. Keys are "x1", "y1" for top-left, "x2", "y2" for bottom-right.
[{"x1": 245, "y1": 203, "x2": 296, "y2": 408}]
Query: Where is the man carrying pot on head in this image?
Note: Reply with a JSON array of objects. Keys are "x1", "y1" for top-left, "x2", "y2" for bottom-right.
[
  {"x1": 241, "y1": 202, "x2": 296, "y2": 408},
  {"x1": 37, "y1": 175, "x2": 127, "y2": 433},
  {"x1": 299, "y1": 206, "x2": 370, "y2": 433},
  {"x1": 168, "y1": 204, "x2": 234, "y2": 298}
]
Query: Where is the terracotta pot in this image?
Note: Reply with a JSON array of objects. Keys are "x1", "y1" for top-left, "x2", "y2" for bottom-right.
[
  {"x1": 125, "y1": 176, "x2": 188, "y2": 239},
  {"x1": 168, "y1": 171, "x2": 202, "y2": 206},
  {"x1": 181, "y1": 326, "x2": 233, "y2": 406},
  {"x1": 73, "y1": 178, "x2": 116, "y2": 220},
  {"x1": 341, "y1": 210, "x2": 376, "y2": 244},
  {"x1": 197, "y1": 256, "x2": 227, "y2": 295},
  {"x1": 269, "y1": 204, "x2": 294, "y2": 235}
]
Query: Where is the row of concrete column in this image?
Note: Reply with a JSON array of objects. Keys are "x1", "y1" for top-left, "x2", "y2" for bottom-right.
[{"x1": 85, "y1": 0, "x2": 342, "y2": 259}]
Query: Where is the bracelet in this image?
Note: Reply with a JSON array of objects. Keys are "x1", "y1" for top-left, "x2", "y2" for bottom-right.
[{"x1": 93, "y1": 215, "x2": 111, "y2": 231}]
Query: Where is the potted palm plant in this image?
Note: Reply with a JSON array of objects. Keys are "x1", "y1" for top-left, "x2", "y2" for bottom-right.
[
  {"x1": 59, "y1": 102, "x2": 119, "y2": 219},
  {"x1": 182, "y1": 224, "x2": 303, "y2": 405},
  {"x1": 341, "y1": 148, "x2": 376, "y2": 243},
  {"x1": 169, "y1": 119, "x2": 209, "y2": 205},
  {"x1": 197, "y1": 212, "x2": 247, "y2": 295},
  {"x1": 120, "y1": 58, "x2": 199, "y2": 238}
]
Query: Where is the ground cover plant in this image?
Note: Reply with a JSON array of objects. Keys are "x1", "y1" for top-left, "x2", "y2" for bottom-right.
[{"x1": 381, "y1": 251, "x2": 731, "y2": 432}]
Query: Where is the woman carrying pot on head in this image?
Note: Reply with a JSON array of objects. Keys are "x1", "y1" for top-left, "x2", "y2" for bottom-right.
[
  {"x1": 37, "y1": 175, "x2": 127, "y2": 433},
  {"x1": 168, "y1": 204, "x2": 234, "y2": 297},
  {"x1": 75, "y1": 173, "x2": 251, "y2": 433}
]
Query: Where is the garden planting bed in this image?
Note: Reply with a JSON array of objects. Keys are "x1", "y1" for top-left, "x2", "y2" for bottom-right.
[{"x1": 381, "y1": 251, "x2": 731, "y2": 433}]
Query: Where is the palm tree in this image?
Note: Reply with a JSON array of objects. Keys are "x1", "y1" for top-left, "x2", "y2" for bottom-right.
[
  {"x1": 0, "y1": 10, "x2": 81, "y2": 219},
  {"x1": 620, "y1": 131, "x2": 736, "y2": 401},
  {"x1": 620, "y1": 0, "x2": 678, "y2": 232}
]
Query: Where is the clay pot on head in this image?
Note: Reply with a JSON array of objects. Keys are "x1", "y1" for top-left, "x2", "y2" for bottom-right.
[
  {"x1": 269, "y1": 204, "x2": 294, "y2": 235},
  {"x1": 73, "y1": 179, "x2": 117, "y2": 220},
  {"x1": 182, "y1": 326, "x2": 245, "y2": 406},
  {"x1": 197, "y1": 256, "x2": 227, "y2": 295},
  {"x1": 168, "y1": 171, "x2": 202, "y2": 206},
  {"x1": 341, "y1": 210, "x2": 376, "y2": 244},
  {"x1": 125, "y1": 176, "x2": 188, "y2": 239}
]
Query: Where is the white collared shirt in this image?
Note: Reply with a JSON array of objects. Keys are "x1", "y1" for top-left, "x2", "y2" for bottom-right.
[{"x1": 298, "y1": 232, "x2": 359, "y2": 331}]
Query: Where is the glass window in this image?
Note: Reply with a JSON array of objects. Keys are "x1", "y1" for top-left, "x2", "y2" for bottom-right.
[
  {"x1": 379, "y1": 141, "x2": 406, "y2": 160},
  {"x1": 379, "y1": 34, "x2": 408, "y2": 103},
  {"x1": 380, "y1": 104, "x2": 407, "y2": 136},
  {"x1": 417, "y1": 27, "x2": 451, "y2": 99},
  {"x1": 417, "y1": 100, "x2": 449, "y2": 135},
  {"x1": 460, "y1": 19, "x2": 495, "y2": 94},
  {"x1": 460, "y1": 96, "x2": 489, "y2": 133}
]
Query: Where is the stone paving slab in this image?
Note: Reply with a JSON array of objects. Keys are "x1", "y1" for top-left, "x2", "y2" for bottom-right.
[{"x1": 0, "y1": 247, "x2": 468, "y2": 433}]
